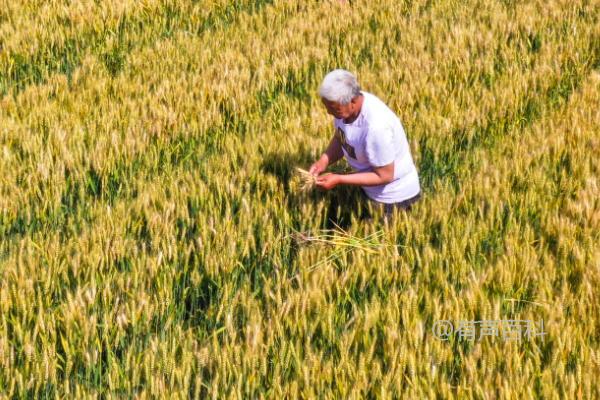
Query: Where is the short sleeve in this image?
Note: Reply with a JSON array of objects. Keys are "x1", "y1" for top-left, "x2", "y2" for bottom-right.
[{"x1": 365, "y1": 125, "x2": 395, "y2": 167}]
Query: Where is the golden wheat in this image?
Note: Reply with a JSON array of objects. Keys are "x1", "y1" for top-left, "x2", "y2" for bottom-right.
[{"x1": 0, "y1": 0, "x2": 598, "y2": 398}]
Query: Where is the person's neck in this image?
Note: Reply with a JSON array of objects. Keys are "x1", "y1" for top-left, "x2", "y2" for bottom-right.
[{"x1": 343, "y1": 94, "x2": 364, "y2": 124}]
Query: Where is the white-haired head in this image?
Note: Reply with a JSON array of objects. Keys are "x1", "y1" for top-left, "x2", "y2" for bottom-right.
[{"x1": 319, "y1": 69, "x2": 361, "y2": 105}]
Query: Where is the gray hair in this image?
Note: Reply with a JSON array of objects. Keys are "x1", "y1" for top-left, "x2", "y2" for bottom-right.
[{"x1": 319, "y1": 69, "x2": 361, "y2": 105}]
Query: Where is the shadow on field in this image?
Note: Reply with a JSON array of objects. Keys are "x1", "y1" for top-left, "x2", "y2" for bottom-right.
[
  {"x1": 260, "y1": 149, "x2": 314, "y2": 192},
  {"x1": 321, "y1": 184, "x2": 372, "y2": 229},
  {"x1": 260, "y1": 150, "x2": 371, "y2": 230}
]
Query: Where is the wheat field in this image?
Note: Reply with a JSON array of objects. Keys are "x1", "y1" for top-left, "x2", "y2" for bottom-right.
[{"x1": 0, "y1": 0, "x2": 599, "y2": 398}]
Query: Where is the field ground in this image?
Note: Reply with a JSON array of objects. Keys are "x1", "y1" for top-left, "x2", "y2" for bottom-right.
[{"x1": 0, "y1": 0, "x2": 599, "y2": 398}]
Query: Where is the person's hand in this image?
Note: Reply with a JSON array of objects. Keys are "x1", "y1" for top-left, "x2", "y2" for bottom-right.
[
  {"x1": 308, "y1": 158, "x2": 328, "y2": 176},
  {"x1": 315, "y1": 173, "x2": 340, "y2": 190}
]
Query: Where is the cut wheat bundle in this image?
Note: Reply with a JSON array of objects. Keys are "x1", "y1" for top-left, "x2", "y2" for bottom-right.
[
  {"x1": 295, "y1": 167, "x2": 317, "y2": 192},
  {"x1": 288, "y1": 222, "x2": 401, "y2": 276},
  {"x1": 291, "y1": 227, "x2": 384, "y2": 254},
  {"x1": 294, "y1": 167, "x2": 334, "y2": 192}
]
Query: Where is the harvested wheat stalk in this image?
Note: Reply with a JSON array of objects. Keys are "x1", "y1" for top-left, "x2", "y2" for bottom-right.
[
  {"x1": 295, "y1": 167, "x2": 316, "y2": 192},
  {"x1": 291, "y1": 226, "x2": 385, "y2": 254},
  {"x1": 295, "y1": 167, "x2": 331, "y2": 192}
]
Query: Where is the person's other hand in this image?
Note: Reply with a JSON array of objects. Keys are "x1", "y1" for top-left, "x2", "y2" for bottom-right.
[
  {"x1": 315, "y1": 173, "x2": 340, "y2": 190},
  {"x1": 308, "y1": 159, "x2": 327, "y2": 176}
]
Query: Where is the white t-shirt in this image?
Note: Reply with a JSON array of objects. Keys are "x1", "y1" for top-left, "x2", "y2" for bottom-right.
[{"x1": 333, "y1": 91, "x2": 420, "y2": 204}]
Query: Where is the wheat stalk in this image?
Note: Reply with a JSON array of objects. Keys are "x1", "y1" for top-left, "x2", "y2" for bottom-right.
[{"x1": 295, "y1": 167, "x2": 317, "y2": 192}]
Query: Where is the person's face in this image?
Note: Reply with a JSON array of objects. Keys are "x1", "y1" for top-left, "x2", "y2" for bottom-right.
[{"x1": 321, "y1": 97, "x2": 355, "y2": 120}]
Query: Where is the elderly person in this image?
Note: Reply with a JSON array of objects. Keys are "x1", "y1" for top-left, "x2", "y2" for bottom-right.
[{"x1": 309, "y1": 69, "x2": 421, "y2": 216}]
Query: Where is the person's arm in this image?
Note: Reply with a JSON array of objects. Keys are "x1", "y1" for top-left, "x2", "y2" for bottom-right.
[
  {"x1": 309, "y1": 134, "x2": 344, "y2": 176},
  {"x1": 339, "y1": 162, "x2": 394, "y2": 185},
  {"x1": 316, "y1": 125, "x2": 396, "y2": 190},
  {"x1": 316, "y1": 162, "x2": 394, "y2": 189}
]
